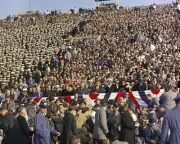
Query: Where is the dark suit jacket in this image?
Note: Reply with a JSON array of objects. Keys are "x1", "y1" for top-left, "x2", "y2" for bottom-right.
[
  {"x1": 17, "y1": 115, "x2": 32, "y2": 144},
  {"x1": 62, "y1": 111, "x2": 78, "y2": 144},
  {"x1": 2, "y1": 101, "x2": 16, "y2": 113},
  {"x1": 105, "y1": 84, "x2": 119, "y2": 93},
  {"x1": 1, "y1": 113, "x2": 25, "y2": 144},
  {"x1": 144, "y1": 124, "x2": 161, "y2": 143},
  {"x1": 121, "y1": 111, "x2": 135, "y2": 144}
]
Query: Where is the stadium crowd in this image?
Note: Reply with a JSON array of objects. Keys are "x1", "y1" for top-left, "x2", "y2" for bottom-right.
[{"x1": 0, "y1": 2, "x2": 179, "y2": 144}]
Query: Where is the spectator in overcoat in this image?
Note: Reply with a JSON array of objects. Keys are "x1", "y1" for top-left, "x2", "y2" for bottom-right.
[
  {"x1": 61, "y1": 105, "x2": 78, "y2": 144},
  {"x1": 2, "y1": 95, "x2": 16, "y2": 113},
  {"x1": 16, "y1": 88, "x2": 29, "y2": 106},
  {"x1": 17, "y1": 107, "x2": 34, "y2": 144},
  {"x1": 93, "y1": 104, "x2": 109, "y2": 144},
  {"x1": 121, "y1": 108, "x2": 136, "y2": 144},
  {"x1": 145, "y1": 112, "x2": 161, "y2": 144},
  {"x1": 34, "y1": 101, "x2": 60, "y2": 144},
  {"x1": 159, "y1": 86, "x2": 177, "y2": 110},
  {"x1": 107, "y1": 106, "x2": 121, "y2": 141},
  {"x1": 0, "y1": 107, "x2": 25, "y2": 144},
  {"x1": 160, "y1": 94, "x2": 180, "y2": 144}
]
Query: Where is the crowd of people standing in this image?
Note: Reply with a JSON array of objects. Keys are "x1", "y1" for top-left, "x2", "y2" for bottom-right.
[{"x1": 0, "y1": 1, "x2": 179, "y2": 144}]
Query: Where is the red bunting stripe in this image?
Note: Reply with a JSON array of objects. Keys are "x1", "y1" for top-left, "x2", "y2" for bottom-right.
[
  {"x1": 151, "y1": 89, "x2": 160, "y2": 95},
  {"x1": 64, "y1": 96, "x2": 72, "y2": 103},
  {"x1": 89, "y1": 93, "x2": 99, "y2": 100},
  {"x1": 128, "y1": 91, "x2": 140, "y2": 109},
  {"x1": 115, "y1": 92, "x2": 124, "y2": 102}
]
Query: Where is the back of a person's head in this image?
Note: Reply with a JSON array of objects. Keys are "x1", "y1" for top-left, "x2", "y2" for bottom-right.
[
  {"x1": 0, "y1": 107, "x2": 7, "y2": 112},
  {"x1": 18, "y1": 107, "x2": 27, "y2": 114},
  {"x1": 63, "y1": 102, "x2": 69, "y2": 108},
  {"x1": 68, "y1": 105, "x2": 75, "y2": 112},
  {"x1": 0, "y1": 107, "x2": 8, "y2": 115},
  {"x1": 82, "y1": 107, "x2": 89, "y2": 114},
  {"x1": 71, "y1": 136, "x2": 81, "y2": 144}
]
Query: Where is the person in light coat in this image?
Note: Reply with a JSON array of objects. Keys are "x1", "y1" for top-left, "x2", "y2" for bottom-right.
[
  {"x1": 159, "y1": 86, "x2": 177, "y2": 110},
  {"x1": 34, "y1": 101, "x2": 60, "y2": 144},
  {"x1": 160, "y1": 94, "x2": 180, "y2": 144},
  {"x1": 93, "y1": 104, "x2": 109, "y2": 144}
]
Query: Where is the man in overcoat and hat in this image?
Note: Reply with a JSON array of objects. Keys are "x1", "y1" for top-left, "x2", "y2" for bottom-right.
[
  {"x1": 160, "y1": 93, "x2": 180, "y2": 144},
  {"x1": 34, "y1": 101, "x2": 60, "y2": 144}
]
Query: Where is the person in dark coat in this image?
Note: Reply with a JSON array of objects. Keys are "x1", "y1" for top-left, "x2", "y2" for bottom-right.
[
  {"x1": 33, "y1": 67, "x2": 42, "y2": 83},
  {"x1": 85, "y1": 111, "x2": 95, "y2": 133},
  {"x1": 34, "y1": 101, "x2": 60, "y2": 144},
  {"x1": 148, "y1": 94, "x2": 159, "y2": 108},
  {"x1": 17, "y1": 107, "x2": 34, "y2": 144},
  {"x1": 52, "y1": 113, "x2": 64, "y2": 134},
  {"x1": 46, "y1": 112, "x2": 58, "y2": 144},
  {"x1": 105, "y1": 80, "x2": 119, "y2": 93},
  {"x1": 0, "y1": 107, "x2": 25, "y2": 144},
  {"x1": 108, "y1": 105, "x2": 121, "y2": 140},
  {"x1": 61, "y1": 105, "x2": 78, "y2": 144},
  {"x1": 160, "y1": 94, "x2": 180, "y2": 144},
  {"x1": 47, "y1": 96, "x2": 58, "y2": 113},
  {"x1": 118, "y1": 98, "x2": 128, "y2": 113},
  {"x1": 51, "y1": 109, "x2": 64, "y2": 142},
  {"x1": 16, "y1": 88, "x2": 29, "y2": 106},
  {"x1": 26, "y1": 101, "x2": 37, "y2": 126},
  {"x1": 121, "y1": 108, "x2": 136, "y2": 144},
  {"x1": 156, "y1": 104, "x2": 166, "y2": 120},
  {"x1": 2, "y1": 95, "x2": 16, "y2": 113},
  {"x1": 43, "y1": 86, "x2": 56, "y2": 97},
  {"x1": 145, "y1": 112, "x2": 161, "y2": 144}
]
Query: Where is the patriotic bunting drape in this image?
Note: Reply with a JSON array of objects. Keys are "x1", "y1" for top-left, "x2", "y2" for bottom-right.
[{"x1": 35, "y1": 88, "x2": 180, "y2": 107}]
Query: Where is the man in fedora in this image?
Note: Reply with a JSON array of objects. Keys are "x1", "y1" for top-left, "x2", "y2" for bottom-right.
[
  {"x1": 160, "y1": 94, "x2": 180, "y2": 144},
  {"x1": 34, "y1": 101, "x2": 60, "y2": 144},
  {"x1": 2, "y1": 95, "x2": 16, "y2": 113},
  {"x1": 47, "y1": 96, "x2": 57, "y2": 113},
  {"x1": 16, "y1": 87, "x2": 29, "y2": 106}
]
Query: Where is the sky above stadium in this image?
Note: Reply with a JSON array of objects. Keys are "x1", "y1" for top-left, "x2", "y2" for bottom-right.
[{"x1": 0, "y1": 0, "x2": 174, "y2": 18}]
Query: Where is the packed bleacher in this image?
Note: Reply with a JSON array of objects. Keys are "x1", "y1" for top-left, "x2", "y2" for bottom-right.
[{"x1": 0, "y1": 2, "x2": 179, "y2": 144}]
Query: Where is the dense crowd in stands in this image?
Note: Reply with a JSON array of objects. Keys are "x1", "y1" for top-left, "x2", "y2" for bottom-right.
[{"x1": 0, "y1": 2, "x2": 179, "y2": 144}]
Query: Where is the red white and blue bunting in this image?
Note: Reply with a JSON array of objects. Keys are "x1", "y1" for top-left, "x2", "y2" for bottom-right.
[{"x1": 35, "y1": 88, "x2": 180, "y2": 107}]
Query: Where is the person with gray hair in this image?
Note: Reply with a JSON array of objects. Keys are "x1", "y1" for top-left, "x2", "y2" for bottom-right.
[{"x1": 17, "y1": 107, "x2": 34, "y2": 144}]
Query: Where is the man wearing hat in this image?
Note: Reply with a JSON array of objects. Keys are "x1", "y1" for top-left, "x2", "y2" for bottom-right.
[
  {"x1": 93, "y1": 103, "x2": 109, "y2": 144},
  {"x1": 121, "y1": 108, "x2": 136, "y2": 144},
  {"x1": 2, "y1": 95, "x2": 16, "y2": 113},
  {"x1": 107, "y1": 103, "x2": 121, "y2": 141},
  {"x1": 159, "y1": 85, "x2": 177, "y2": 110},
  {"x1": 16, "y1": 87, "x2": 29, "y2": 106},
  {"x1": 47, "y1": 96, "x2": 57, "y2": 113},
  {"x1": 144, "y1": 112, "x2": 161, "y2": 144},
  {"x1": 160, "y1": 94, "x2": 180, "y2": 144},
  {"x1": 156, "y1": 104, "x2": 166, "y2": 120},
  {"x1": 17, "y1": 107, "x2": 34, "y2": 144},
  {"x1": 118, "y1": 98, "x2": 128, "y2": 113},
  {"x1": 34, "y1": 101, "x2": 60, "y2": 144}
]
